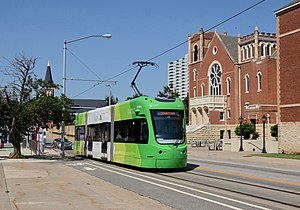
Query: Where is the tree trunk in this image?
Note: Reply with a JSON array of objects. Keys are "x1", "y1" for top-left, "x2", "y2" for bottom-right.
[{"x1": 9, "y1": 117, "x2": 22, "y2": 157}]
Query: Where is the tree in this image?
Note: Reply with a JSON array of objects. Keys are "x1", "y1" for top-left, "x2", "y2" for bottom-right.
[
  {"x1": 157, "y1": 85, "x2": 180, "y2": 98},
  {"x1": 271, "y1": 124, "x2": 278, "y2": 139},
  {"x1": 104, "y1": 95, "x2": 118, "y2": 106},
  {"x1": 235, "y1": 123, "x2": 256, "y2": 139},
  {"x1": 29, "y1": 95, "x2": 73, "y2": 128},
  {"x1": 1, "y1": 54, "x2": 71, "y2": 157}
]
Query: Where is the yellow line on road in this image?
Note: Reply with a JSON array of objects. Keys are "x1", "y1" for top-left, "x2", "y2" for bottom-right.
[{"x1": 198, "y1": 167, "x2": 300, "y2": 187}]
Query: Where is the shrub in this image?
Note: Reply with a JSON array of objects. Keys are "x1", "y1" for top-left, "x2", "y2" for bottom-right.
[
  {"x1": 252, "y1": 131, "x2": 259, "y2": 139},
  {"x1": 271, "y1": 124, "x2": 278, "y2": 138},
  {"x1": 235, "y1": 123, "x2": 256, "y2": 139}
]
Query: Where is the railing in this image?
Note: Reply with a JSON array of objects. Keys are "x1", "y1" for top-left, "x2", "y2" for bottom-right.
[{"x1": 190, "y1": 95, "x2": 226, "y2": 110}]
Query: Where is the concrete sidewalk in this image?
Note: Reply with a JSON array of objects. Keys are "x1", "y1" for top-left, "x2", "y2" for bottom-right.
[
  {"x1": 0, "y1": 146, "x2": 174, "y2": 210},
  {"x1": 0, "y1": 145, "x2": 299, "y2": 210}
]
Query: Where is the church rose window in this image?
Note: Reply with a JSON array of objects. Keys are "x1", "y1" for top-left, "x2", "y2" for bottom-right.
[{"x1": 209, "y1": 63, "x2": 222, "y2": 95}]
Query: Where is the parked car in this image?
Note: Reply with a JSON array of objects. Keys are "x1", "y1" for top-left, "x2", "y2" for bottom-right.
[{"x1": 52, "y1": 138, "x2": 73, "y2": 150}]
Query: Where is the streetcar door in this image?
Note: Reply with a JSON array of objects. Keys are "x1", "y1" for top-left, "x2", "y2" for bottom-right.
[{"x1": 100, "y1": 123, "x2": 110, "y2": 160}]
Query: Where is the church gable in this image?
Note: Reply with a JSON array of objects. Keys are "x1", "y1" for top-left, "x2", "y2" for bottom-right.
[{"x1": 202, "y1": 32, "x2": 237, "y2": 74}]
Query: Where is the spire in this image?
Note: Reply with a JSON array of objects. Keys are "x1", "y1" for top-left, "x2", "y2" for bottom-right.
[{"x1": 44, "y1": 60, "x2": 54, "y2": 86}]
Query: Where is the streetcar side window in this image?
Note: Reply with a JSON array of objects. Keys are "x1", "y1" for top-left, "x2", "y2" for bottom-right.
[
  {"x1": 75, "y1": 126, "x2": 85, "y2": 141},
  {"x1": 87, "y1": 123, "x2": 110, "y2": 142},
  {"x1": 114, "y1": 119, "x2": 148, "y2": 144}
]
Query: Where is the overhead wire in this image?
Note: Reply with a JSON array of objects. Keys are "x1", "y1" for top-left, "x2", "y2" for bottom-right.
[
  {"x1": 67, "y1": 48, "x2": 102, "y2": 81},
  {"x1": 73, "y1": 0, "x2": 268, "y2": 98}
]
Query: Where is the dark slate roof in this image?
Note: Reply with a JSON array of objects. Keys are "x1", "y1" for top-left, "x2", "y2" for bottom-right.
[
  {"x1": 218, "y1": 34, "x2": 239, "y2": 63},
  {"x1": 44, "y1": 62, "x2": 54, "y2": 85},
  {"x1": 70, "y1": 99, "x2": 107, "y2": 113},
  {"x1": 275, "y1": 0, "x2": 300, "y2": 14}
]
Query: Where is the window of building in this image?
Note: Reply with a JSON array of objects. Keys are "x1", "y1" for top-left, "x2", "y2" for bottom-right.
[
  {"x1": 193, "y1": 86, "x2": 196, "y2": 97},
  {"x1": 213, "y1": 46, "x2": 218, "y2": 55},
  {"x1": 220, "y1": 130, "x2": 224, "y2": 139},
  {"x1": 257, "y1": 72, "x2": 262, "y2": 91},
  {"x1": 209, "y1": 63, "x2": 222, "y2": 95},
  {"x1": 193, "y1": 44, "x2": 199, "y2": 62},
  {"x1": 245, "y1": 74, "x2": 250, "y2": 93},
  {"x1": 243, "y1": 47, "x2": 246, "y2": 60},
  {"x1": 201, "y1": 83, "x2": 205, "y2": 96},
  {"x1": 227, "y1": 110, "x2": 231, "y2": 119},
  {"x1": 227, "y1": 130, "x2": 231, "y2": 139},
  {"x1": 193, "y1": 69, "x2": 196, "y2": 81},
  {"x1": 246, "y1": 46, "x2": 249, "y2": 59},
  {"x1": 226, "y1": 77, "x2": 231, "y2": 95},
  {"x1": 261, "y1": 43, "x2": 265, "y2": 57},
  {"x1": 220, "y1": 112, "x2": 225, "y2": 121}
]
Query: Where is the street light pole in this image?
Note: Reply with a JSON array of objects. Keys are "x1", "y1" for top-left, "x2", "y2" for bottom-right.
[
  {"x1": 239, "y1": 116, "x2": 244, "y2": 151},
  {"x1": 262, "y1": 115, "x2": 267, "y2": 153},
  {"x1": 106, "y1": 84, "x2": 112, "y2": 106},
  {"x1": 61, "y1": 34, "x2": 112, "y2": 159}
]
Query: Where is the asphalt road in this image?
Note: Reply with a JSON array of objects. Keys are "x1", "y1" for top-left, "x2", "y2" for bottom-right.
[{"x1": 67, "y1": 159, "x2": 300, "y2": 210}]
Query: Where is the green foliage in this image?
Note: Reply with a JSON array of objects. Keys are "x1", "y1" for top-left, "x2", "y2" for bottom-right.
[
  {"x1": 1, "y1": 54, "x2": 70, "y2": 155},
  {"x1": 0, "y1": 92, "x2": 11, "y2": 128},
  {"x1": 105, "y1": 95, "x2": 118, "y2": 106},
  {"x1": 251, "y1": 131, "x2": 259, "y2": 140},
  {"x1": 28, "y1": 95, "x2": 73, "y2": 127},
  {"x1": 157, "y1": 84, "x2": 180, "y2": 99},
  {"x1": 235, "y1": 123, "x2": 256, "y2": 139},
  {"x1": 271, "y1": 124, "x2": 278, "y2": 138}
]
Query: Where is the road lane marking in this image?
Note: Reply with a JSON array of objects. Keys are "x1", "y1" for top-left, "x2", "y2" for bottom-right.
[
  {"x1": 15, "y1": 202, "x2": 45, "y2": 205},
  {"x1": 84, "y1": 167, "x2": 96, "y2": 171},
  {"x1": 198, "y1": 167, "x2": 300, "y2": 187},
  {"x1": 84, "y1": 161, "x2": 270, "y2": 210}
]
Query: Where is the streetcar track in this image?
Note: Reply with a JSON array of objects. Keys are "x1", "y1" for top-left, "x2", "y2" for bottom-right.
[
  {"x1": 157, "y1": 171, "x2": 300, "y2": 209},
  {"x1": 82, "y1": 161, "x2": 268, "y2": 210},
  {"x1": 189, "y1": 158, "x2": 300, "y2": 177},
  {"x1": 186, "y1": 170, "x2": 300, "y2": 195},
  {"x1": 69, "y1": 159, "x2": 300, "y2": 209}
]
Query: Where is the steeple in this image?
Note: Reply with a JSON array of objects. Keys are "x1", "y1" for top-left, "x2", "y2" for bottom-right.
[
  {"x1": 44, "y1": 60, "x2": 54, "y2": 96},
  {"x1": 44, "y1": 60, "x2": 54, "y2": 85}
]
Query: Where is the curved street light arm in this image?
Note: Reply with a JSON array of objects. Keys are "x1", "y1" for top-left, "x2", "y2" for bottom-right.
[{"x1": 65, "y1": 34, "x2": 112, "y2": 44}]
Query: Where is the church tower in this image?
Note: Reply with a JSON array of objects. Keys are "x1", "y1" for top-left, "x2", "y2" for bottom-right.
[{"x1": 44, "y1": 61, "x2": 54, "y2": 96}]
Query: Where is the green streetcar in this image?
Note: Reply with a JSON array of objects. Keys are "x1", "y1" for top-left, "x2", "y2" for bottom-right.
[{"x1": 73, "y1": 96, "x2": 187, "y2": 169}]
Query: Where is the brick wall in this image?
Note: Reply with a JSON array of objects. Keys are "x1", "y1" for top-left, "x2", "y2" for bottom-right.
[
  {"x1": 278, "y1": 8, "x2": 300, "y2": 34},
  {"x1": 279, "y1": 33, "x2": 300, "y2": 108},
  {"x1": 277, "y1": 2, "x2": 300, "y2": 153}
]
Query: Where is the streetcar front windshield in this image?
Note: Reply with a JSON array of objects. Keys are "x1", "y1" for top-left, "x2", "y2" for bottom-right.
[{"x1": 151, "y1": 110, "x2": 184, "y2": 144}]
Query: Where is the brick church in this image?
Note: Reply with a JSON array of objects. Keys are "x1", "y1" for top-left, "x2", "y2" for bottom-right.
[{"x1": 187, "y1": 0, "x2": 300, "y2": 153}]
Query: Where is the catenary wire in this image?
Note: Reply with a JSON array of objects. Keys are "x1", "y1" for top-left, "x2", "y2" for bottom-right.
[
  {"x1": 67, "y1": 48, "x2": 102, "y2": 81},
  {"x1": 72, "y1": 0, "x2": 268, "y2": 98}
]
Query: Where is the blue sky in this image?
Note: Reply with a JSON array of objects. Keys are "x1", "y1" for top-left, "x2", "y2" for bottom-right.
[{"x1": 0, "y1": 0, "x2": 290, "y2": 101}]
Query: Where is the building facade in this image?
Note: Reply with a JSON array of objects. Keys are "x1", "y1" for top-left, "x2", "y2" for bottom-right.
[
  {"x1": 187, "y1": 27, "x2": 279, "y2": 152},
  {"x1": 168, "y1": 54, "x2": 189, "y2": 100},
  {"x1": 275, "y1": 0, "x2": 300, "y2": 153}
]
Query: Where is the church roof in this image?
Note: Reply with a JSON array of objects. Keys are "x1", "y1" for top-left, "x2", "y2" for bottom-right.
[
  {"x1": 44, "y1": 61, "x2": 54, "y2": 85},
  {"x1": 70, "y1": 99, "x2": 107, "y2": 113},
  {"x1": 275, "y1": 0, "x2": 300, "y2": 15},
  {"x1": 217, "y1": 33, "x2": 239, "y2": 63}
]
